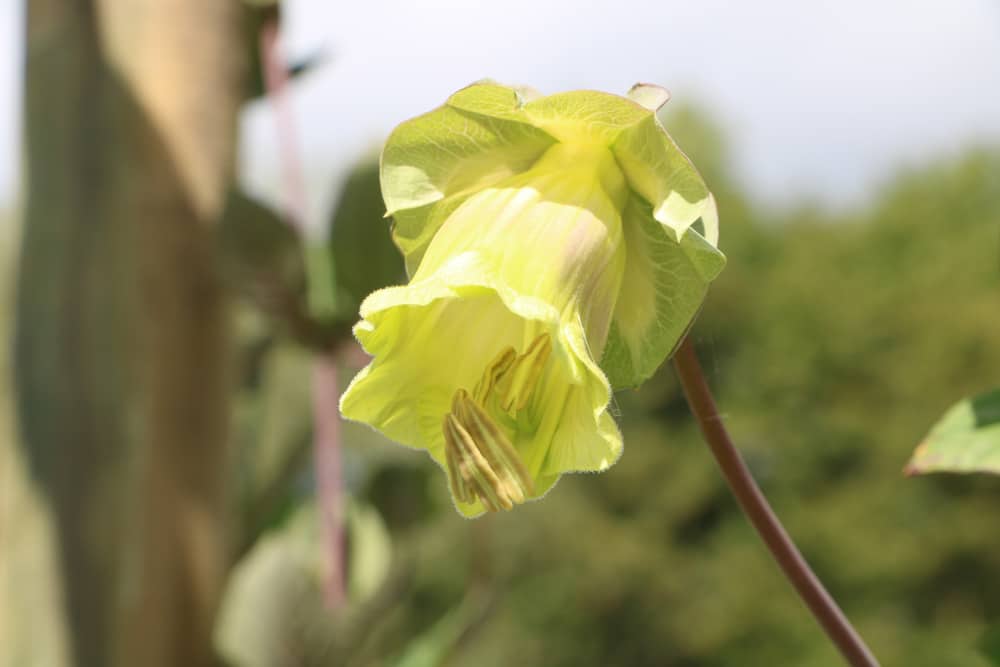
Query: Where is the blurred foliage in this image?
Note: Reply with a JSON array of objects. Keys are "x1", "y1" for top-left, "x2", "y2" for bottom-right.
[
  {"x1": 327, "y1": 160, "x2": 407, "y2": 322},
  {"x1": 215, "y1": 499, "x2": 398, "y2": 667},
  {"x1": 218, "y1": 188, "x2": 307, "y2": 303},
  {"x1": 983, "y1": 623, "x2": 1000, "y2": 667},
  {"x1": 216, "y1": 161, "x2": 405, "y2": 351}
]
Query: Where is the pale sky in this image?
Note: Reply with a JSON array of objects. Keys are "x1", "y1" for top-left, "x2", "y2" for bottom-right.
[
  {"x1": 2, "y1": 0, "x2": 20, "y2": 209},
  {"x1": 4, "y1": 0, "x2": 1000, "y2": 230}
]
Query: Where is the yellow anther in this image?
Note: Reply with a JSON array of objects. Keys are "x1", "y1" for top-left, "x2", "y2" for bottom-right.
[
  {"x1": 455, "y1": 391, "x2": 534, "y2": 500},
  {"x1": 496, "y1": 333, "x2": 552, "y2": 413},
  {"x1": 444, "y1": 413, "x2": 506, "y2": 511},
  {"x1": 442, "y1": 334, "x2": 552, "y2": 511},
  {"x1": 442, "y1": 389, "x2": 534, "y2": 512},
  {"x1": 473, "y1": 347, "x2": 516, "y2": 405}
]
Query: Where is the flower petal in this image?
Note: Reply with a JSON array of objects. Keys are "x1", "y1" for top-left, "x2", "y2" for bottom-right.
[
  {"x1": 341, "y1": 281, "x2": 528, "y2": 452},
  {"x1": 538, "y1": 322, "x2": 623, "y2": 476},
  {"x1": 381, "y1": 82, "x2": 555, "y2": 273}
]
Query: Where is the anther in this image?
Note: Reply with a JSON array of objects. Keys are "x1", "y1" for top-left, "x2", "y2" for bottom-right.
[
  {"x1": 473, "y1": 347, "x2": 516, "y2": 405},
  {"x1": 442, "y1": 389, "x2": 534, "y2": 512},
  {"x1": 496, "y1": 333, "x2": 552, "y2": 413}
]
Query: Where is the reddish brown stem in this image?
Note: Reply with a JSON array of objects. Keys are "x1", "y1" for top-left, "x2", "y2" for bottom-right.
[
  {"x1": 312, "y1": 355, "x2": 346, "y2": 607},
  {"x1": 673, "y1": 337, "x2": 879, "y2": 667},
  {"x1": 259, "y1": 16, "x2": 345, "y2": 608}
]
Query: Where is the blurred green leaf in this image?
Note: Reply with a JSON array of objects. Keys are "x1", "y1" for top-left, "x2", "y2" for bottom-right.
[
  {"x1": 304, "y1": 241, "x2": 339, "y2": 321},
  {"x1": 327, "y1": 160, "x2": 406, "y2": 322},
  {"x1": 231, "y1": 342, "x2": 313, "y2": 557},
  {"x1": 215, "y1": 500, "x2": 396, "y2": 667},
  {"x1": 347, "y1": 500, "x2": 394, "y2": 600},
  {"x1": 215, "y1": 503, "x2": 322, "y2": 667},
  {"x1": 217, "y1": 188, "x2": 305, "y2": 299},
  {"x1": 392, "y1": 595, "x2": 490, "y2": 667},
  {"x1": 218, "y1": 189, "x2": 346, "y2": 348},
  {"x1": 906, "y1": 389, "x2": 1000, "y2": 475}
]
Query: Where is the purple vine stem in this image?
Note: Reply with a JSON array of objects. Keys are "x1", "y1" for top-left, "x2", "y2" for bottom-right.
[
  {"x1": 312, "y1": 355, "x2": 346, "y2": 607},
  {"x1": 673, "y1": 336, "x2": 878, "y2": 666},
  {"x1": 260, "y1": 15, "x2": 345, "y2": 608}
]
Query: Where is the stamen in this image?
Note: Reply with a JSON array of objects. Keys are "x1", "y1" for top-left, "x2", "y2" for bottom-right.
[
  {"x1": 454, "y1": 391, "x2": 534, "y2": 501},
  {"x1": 442, "y1": 389, "x2": 534, "y2": 512},
  {"x1": 473, "y1": 347, "x2": 516, "y2": 405},
  {"x1": 496, "y1": 333, "x2": 552, "y2": 413},
  {"x1": 442, "y1": 334, "x2": 552, "y2": 512},
  {"x1": 444, "y1": 413, "x2": 508, "y2": 511},
  {"x1": 443, "y1": 417, "x2": 473, "y2": 505}
]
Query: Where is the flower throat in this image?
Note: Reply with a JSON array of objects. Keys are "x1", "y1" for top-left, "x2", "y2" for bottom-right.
[{"x1": 443, "y1": 333, "x2": 552, "y2": 511}]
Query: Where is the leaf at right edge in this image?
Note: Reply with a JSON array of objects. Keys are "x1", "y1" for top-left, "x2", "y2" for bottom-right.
[{"x1": 906, "y1": 388, "x2": 1000, "y2": 476}]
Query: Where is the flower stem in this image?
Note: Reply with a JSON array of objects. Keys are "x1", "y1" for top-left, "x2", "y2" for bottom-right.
[
  {"x1": 312, "y1": 354, "x2": 346, "y2": 607},
  {"x1": 672, "y1": 337, "x2": 879, "y2": 667},
  {"x1": 259, "y1": 14, "x2": 345, "y2": 607}
]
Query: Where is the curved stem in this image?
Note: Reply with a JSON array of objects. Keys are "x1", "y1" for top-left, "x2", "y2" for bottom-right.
[{"x1": 672, "y1": 337, "x2": 879, "y2": 667}]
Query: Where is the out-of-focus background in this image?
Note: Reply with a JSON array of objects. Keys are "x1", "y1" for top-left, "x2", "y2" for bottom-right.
[{"x1": 2, "y1": 1, "x2": 999, "y2": 666}]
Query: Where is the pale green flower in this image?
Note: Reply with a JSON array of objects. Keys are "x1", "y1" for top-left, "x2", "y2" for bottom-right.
[{"x1": 340, "y1": 82, "x2": 724, "y2": 516}]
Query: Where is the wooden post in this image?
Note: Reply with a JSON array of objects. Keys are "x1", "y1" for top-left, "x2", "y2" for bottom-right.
[{"x1": 16, "y1": 1, "x2": 246, "y2": 665}]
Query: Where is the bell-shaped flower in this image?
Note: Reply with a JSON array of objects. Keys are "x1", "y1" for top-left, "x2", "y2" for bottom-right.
[{"x1": 340, "y1": 82, "x2": 725, "y2": 516}]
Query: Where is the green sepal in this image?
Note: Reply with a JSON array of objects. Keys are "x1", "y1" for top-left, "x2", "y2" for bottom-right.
[
  {"x1": 600, "y1": 194, "x2": 725, "y2": 389},
  {"x1": 520, "y1": 84, "x2": 718, "y2": 243},
  {"x1": 612, "y1": 112, "x2": 718, "y2": 245}
]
